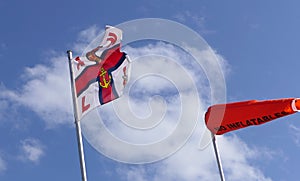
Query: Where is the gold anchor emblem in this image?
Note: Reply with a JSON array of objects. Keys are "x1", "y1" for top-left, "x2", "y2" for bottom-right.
[{"x1": 99, "y1": 67, "x2": 111, "y2": 88}]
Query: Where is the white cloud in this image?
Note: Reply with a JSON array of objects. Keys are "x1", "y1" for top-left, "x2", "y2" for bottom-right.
[
  {"x1": 0, "y1": 55, "x2": 73, "y2": 128},
  {"x1": 0, "y1": 155, "x2": 6, "y2": 173},
  {"x1": 73, "y1": 25, "x2": 104, "y2": 54},
  {"x1": 81, "y1": 42, "x2": 205, "y2": 163},
  {"x1": 19, "y1": 138, "x2": 45, "y2": 164},
  {"x1": 174, "y1": 11, "x2": 215, "y2": 34},
  {"x1": 289, "y1": 124, "x2": 300, "y2": 147},
  {"x1": 0, "y1": 99, "x2": 9, "y2": 122},
  {"x1": 218, "y1": 135, "x2": 272, "y2": 181},
  {"x1": 118, "y1": 166, "x2": 148, "y2": 181},
  {"x1": 117, "y1": 134, "x2": 272, "y2": 181}
]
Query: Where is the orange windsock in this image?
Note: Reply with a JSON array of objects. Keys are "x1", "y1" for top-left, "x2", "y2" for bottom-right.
[{"x1": 205, "y1": 98, "x2": 300, "y2": 135}]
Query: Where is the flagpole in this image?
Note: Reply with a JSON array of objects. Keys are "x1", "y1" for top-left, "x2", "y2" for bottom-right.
[
  {"x1": 67, "y1": 50, "x2": 88, "y2": 181},
  {"x1": 211, "y1": 133, "x2": 225, "y2": 181}
]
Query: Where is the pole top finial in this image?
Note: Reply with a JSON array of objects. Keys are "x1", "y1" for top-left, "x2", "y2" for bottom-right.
[{"x1": 67, "y1": 50, "x2": 73, "y2": 60}]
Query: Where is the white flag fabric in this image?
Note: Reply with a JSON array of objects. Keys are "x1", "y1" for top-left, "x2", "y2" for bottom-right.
[{"x1": 71, "y1": 26, "x2": 131, "y2": 120}]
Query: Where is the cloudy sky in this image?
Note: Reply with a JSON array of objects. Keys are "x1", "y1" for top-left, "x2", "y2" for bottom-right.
[{"x1": 1, "y1": 0, "x2": 300, "y2": 181}]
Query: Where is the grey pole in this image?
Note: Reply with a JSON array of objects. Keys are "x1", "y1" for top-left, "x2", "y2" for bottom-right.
[
  {"x1": 67, "y1": 50, "x2": 88, "y2": 181},
  {"x1": 212, "y1": 133, "x2": 225, "y2": 181}
]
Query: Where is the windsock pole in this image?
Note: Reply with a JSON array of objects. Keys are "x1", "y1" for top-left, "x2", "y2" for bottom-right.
[{"x1": 212, "y1": 133, "x2": 225, "y2": 181}]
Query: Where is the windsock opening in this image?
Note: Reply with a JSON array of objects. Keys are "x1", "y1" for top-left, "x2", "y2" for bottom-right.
[{"x1": 292, "y1": 98, "x2": 300, "y2": 112}]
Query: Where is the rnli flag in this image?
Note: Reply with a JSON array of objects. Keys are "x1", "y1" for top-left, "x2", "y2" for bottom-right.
[
  {"x1": 71, "y1": 25, "x2": 131, "y2": 120},
  {"x1": 205, "y1": 98, "x2": 300, "y2": 135}
]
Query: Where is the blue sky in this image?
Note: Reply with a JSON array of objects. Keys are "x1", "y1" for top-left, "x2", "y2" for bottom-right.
[{"x1": 1, "y1": 0, "x2": 300, "y2": 181}]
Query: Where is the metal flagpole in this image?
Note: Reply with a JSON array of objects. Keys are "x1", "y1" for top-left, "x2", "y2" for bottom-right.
[
  {"x1": 67, "y1": 50, "x2": 88, "y2": 181},
  {"x1": 211, "y1": 133, "x2": 226, "y2": 181}
]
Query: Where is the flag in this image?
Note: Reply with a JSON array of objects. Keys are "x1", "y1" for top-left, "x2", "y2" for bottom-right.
[
  {"x1": 205, "y1": 98, "x2": 300, "y2": 135},
  {"x1": 71, "y1": 25, "x2": 131, "y2": 120}
]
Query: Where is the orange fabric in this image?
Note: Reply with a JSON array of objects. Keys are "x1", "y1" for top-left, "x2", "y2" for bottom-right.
[
  {"x1": 205, "y1": 98, "x2": 299, "y2": 135},
  {"x1": 296, "y1": 99, "x2": 300, "y2": 110}
]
